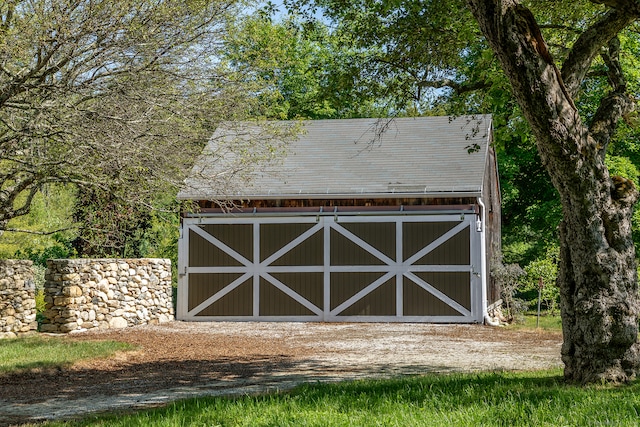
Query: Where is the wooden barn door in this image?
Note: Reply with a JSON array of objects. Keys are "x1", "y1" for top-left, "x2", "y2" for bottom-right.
[{"x1": 178, "y1": 213, "x2": 482, "y2": 322}]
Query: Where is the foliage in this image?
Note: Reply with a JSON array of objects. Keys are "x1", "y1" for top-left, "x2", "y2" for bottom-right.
[
  {"x1": 0, "y1": 184, "x2": 77, "y2": 259},
  {"x1": 38, "y1": 371, "x2": 640, "y2": 426},
  {"x1": 0, "y1": 185, "x2": 77, "y2": 290},
  {"x1": 0, "y1": 0, "x2": 276, "y2": 230},
  {"x1": 521, "y1": 249, "x2": 560, "y2": 315},
  {"x1": 29, "y1": 263, "x2": 47, "y2": 317},
  {"x1": 499, "y1": 135, "x2": 562, "y2": 266},
  {"x1": 280, "y1": 0, "x2": 640, "y2": 270},
  {"x1": 14, "y1": 236, "x2": 76, "y2": 266},
  {"x1": 222, "y1": 13, "x2": 390, "y2": 119},
  {"x1": 0, "y1": 337, "x2": 134, "y2": 373},
  {"x1": 491, "y1": 263, "x2": 526, "y2": 322},
  {"x1": 286, "y1": 0, "x2": 481, "y2": 111},
  {"x1": 72, "y1": 186, "x2": 153, "y2": 258},
  {"x1": 140, "y1": 198, "x2": 181, "y2": 286}
]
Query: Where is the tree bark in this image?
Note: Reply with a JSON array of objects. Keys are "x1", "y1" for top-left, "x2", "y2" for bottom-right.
[{"x1": 467, "y1": 0, "x2": 640, "y2": 383}]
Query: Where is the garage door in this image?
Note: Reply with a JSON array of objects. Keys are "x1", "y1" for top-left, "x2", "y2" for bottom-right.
[{"x1": 177, "y1": 213, "x2": 483, "y2": 322}]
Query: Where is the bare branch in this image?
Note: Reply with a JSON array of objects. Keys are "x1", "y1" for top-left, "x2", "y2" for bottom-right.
[
  {"x1": 0, "y1": 0, "x2": 252, "y2": 226},
  {"x1": 6, "y1": 186, "x2": 39, "y2": 220},
  {"x1": 590, "y1": 92, "x2": 635, "y2": 150},
  {"x1": 3, "y1": 226, "x2": 76, "y2": 235}
]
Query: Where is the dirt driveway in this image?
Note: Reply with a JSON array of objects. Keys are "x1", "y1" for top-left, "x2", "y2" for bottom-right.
[{"x1": 0, "y1": 321, "x2": 563, "y2": 426}]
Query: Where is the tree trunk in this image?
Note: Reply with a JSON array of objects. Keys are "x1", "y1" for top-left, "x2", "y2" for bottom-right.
[
  {"x1": 559, "y1": 202, "x2": 639, "y2": 383},
  {"x1": 467, "y1": 0, "x2": 640, "y2": 383},
  {"x1": 551, "y1": 129, "x2": 639, "y2": 383}
]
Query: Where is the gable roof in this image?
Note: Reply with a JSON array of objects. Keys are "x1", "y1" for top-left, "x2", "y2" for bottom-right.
[{"x1": 178, "y1": 115, "x2": 493, "y2": 201}]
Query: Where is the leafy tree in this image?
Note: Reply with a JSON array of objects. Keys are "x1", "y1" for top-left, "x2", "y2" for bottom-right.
[
  {"x1": 298, "y1": 0, "x2": 640, "y2": 383},
  {"x1": 522, "y1": 249, "x2": 560, "y2": 315},
  {"x1": 0, "y1": 0, "x2": 269, "y2": 232},
  {"x1": 499, "y1": 129, "x2": 561, "y2": 266},
  {"x1": 468, "y1": 0, "x2": 640, "y2": 385},
  {"x1": 222, "y1": 13, "x2": 390, "y2": 119},
  {"x1": 14, "y1": 235, "x2": 76, "y2": 267},
  {"x1": 491, "y1": 262, "x2": 526, "y2": 322}
]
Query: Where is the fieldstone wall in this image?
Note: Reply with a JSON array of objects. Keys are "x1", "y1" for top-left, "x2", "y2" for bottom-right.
[
  {"x1": 0, "y1": 260, "x2": 38, "y2": 338},
  {"x1": 42, "y1": 258, "x2": 174, "y2": 333}
]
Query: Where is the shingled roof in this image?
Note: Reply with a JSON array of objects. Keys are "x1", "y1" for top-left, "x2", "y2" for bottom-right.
[{"x1": 178, "y1": 115, "x2": 493, "y2": 200}]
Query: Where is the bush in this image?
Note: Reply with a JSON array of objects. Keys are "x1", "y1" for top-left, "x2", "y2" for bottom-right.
[
  {"x1": 522, "y1": 256, "x2": 559, "y2": 315},
  {"x1": 491, "y1": 262, "x2": 526, "y2": 322},
  {"x1": 14, "y1": 235, "x2": 76, "y2": 267}
]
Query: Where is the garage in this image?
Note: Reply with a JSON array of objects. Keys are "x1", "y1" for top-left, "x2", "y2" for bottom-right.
[{"x1": 177, "y1": 115, "x2": 500, "y2": 323}]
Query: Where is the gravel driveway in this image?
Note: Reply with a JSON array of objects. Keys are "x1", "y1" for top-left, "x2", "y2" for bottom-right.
[{"x1": 0, "y1": 321, "x2": 563, "y2": 426}]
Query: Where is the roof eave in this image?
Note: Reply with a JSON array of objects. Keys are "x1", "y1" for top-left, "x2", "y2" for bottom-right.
[{"x1": 177, "y1": 191, "x2": 483, "y2": 201}]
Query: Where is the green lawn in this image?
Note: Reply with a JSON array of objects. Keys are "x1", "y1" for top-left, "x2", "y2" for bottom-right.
[
  {"x1": 0, "y1": 335, "x2": 133, "y2": 373},
  {"x1": 37, "y1": 370, "x2": 640, "y2": 427},
  {"x1": 509, "y1": 313, "x2": 563, "y2": 332}
]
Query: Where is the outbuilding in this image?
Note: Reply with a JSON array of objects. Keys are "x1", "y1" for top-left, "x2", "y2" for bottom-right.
[{"x1": 177, "y1": 115, "x2": 501, "y2": 323}]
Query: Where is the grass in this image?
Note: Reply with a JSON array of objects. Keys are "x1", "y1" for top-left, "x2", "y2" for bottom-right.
[
  {"x1": 0, "y1": 335, "x2": 133, "y2": 373},
  {"x1": 508, "y1": 313, "x2": 563, "y2": 332},
  {"x1": 36, "y1": 370, "x2": 640, "y2": 427}
]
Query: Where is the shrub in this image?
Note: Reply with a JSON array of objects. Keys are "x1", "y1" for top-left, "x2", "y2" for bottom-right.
[
  {"x1": 14, "y1": 235, "x2": 76, "y2": 267},
  {"x1": 491, "y1": 262, "x2": 526, "y2": 322},
  {"x1": 522, "y1": 256, "x2": 559, "y2": 315}
]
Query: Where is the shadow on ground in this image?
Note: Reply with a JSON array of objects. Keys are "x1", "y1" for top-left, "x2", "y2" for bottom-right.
[{"x1": 0, "y1": 356, "x2": 456, "y2": 426}]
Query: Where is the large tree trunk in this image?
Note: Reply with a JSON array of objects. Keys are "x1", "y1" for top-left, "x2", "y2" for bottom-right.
[
  {"x1": 467, "y1": 0, "x2": 640, "y2": 383},
  {"x1": 559, "y1": 200, "x2": 639, "y2": 383}
]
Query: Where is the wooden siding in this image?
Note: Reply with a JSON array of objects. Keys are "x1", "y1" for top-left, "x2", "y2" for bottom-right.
[
  {"x1": 197, "y1": 198, "x2": 477, "y2": 209},
  {"x1": 484, "y1": 139, "x2": 502, "y2": 303}
]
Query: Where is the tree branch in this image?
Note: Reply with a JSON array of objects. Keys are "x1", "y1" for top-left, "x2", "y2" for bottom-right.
[
  {"x1": 3, "y1": 226, "x2": 76, "y2": 235},
  {"x1": 589, "y1": 36, "x2": 635, "y2": 153},
  {"x1": 467, "y1": 1, "x2": 577, "y2": 123},
  {"x1": 417, "y1": 78, "x2": 490, "y2": 94},
  {"x1": 590, "y1": 0, "x2": 640, "y2": 14},
  {"x1": 562, "y1": 8, "x2": 636, "y2": 97},
  {"x1": 601, "y1": 36, "x2": 626, "y2": 92},
  {"x1": 5, "y1": 185, "x2": 38, "y2": 221}
]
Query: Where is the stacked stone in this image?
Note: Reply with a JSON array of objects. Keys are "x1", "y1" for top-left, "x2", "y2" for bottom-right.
[
  {"x1": 42, "y1": 259, "x2": 174, "y2": 333},
  {"x1": 0, "y1": 260, "x2": 38, "y2": 338}
]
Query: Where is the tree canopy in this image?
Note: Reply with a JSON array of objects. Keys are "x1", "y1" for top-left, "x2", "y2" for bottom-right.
[
  {"x1": 0, "y1": 0, "x2": 269, "y2": 232},
  {"x1": 221, "y1": 12, "x2": 392, "y2": 119}
]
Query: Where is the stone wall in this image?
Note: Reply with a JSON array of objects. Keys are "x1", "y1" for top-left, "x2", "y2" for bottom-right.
[
  {"x1": 42, "y1": 259, "x2": 174, "y2": 333},
  {"x1": 0, "y1": 260, "x2": 38, "y2": 338}
]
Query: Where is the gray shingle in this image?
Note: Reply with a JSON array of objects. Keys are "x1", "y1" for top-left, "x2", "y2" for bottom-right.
[{"x1": 178, "y1": 115, "x2": 493, "y2": 200}]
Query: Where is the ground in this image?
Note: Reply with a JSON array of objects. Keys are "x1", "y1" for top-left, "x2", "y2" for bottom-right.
[{"x1": 0, "y1": 322, "x2": 562, "y2": 426}]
